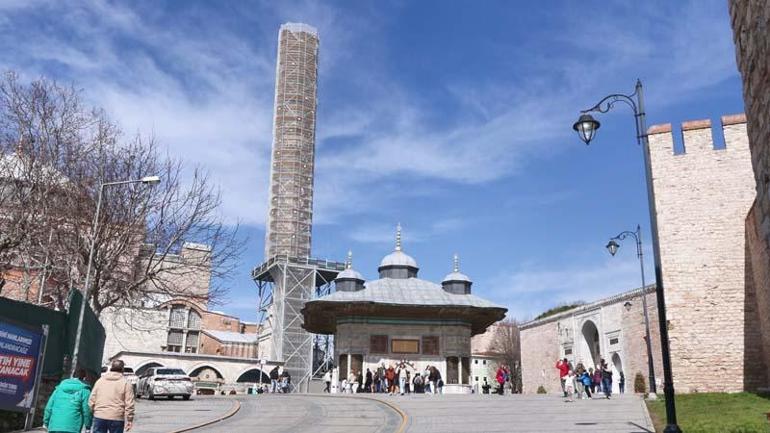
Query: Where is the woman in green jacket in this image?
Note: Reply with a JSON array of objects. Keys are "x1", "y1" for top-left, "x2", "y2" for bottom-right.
[{"x1": 43, "y1": 370, "x2": 93, "y2": 433}]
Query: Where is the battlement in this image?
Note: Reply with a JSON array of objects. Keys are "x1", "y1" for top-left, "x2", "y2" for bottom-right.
[{"x1": 647, "y1": 113, "x2": 748, "y2": 157}]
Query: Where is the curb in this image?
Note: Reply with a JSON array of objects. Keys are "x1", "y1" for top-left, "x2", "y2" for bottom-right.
[{"x1": 167, "y1": 399, "x2": 241, "y2": 433}]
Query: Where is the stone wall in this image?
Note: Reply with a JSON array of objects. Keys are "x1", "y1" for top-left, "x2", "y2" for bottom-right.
[
  {"x1": 730, "y1": 0, "x2": 770, "y2": 391},
  {"x1": 100, "y1": 307, "x2": 168, "y2": 363},
  {"x1": 520, "y1": 288, "x2": 663, "y2": 395},
  {"x1": 648, "y1": 116, "x2": 758, "y2": 392}
]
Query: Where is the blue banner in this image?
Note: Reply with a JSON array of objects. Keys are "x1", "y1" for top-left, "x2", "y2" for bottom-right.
[{"x1": 0, "y1": 320, "x2": 43, "y2": 413}]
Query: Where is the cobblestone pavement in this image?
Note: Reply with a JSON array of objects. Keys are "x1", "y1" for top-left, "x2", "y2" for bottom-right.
[
  {"x1": 129, "y1": 393, "x2": 653, "y2": 433},
  {"x1": 194, "y1": 394, "x2": 402, "y2": 433},
  {"x1": 377, "y1": 393, "x2": 654, "y2": 433},
  {"x1": 132, "y1": 396, "x2": 237, "y2": 433}
]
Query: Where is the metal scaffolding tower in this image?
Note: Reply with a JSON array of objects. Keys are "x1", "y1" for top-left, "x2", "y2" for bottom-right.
[
  {"x1": 253, "y1": 23, "x2": 340, "y2": 392},
  {"x1": 264, "y1": 22, "x2": 319, "y2": 260},
  {"x1": 252, "y1": 256, "x2": 343, "y2": 392}
]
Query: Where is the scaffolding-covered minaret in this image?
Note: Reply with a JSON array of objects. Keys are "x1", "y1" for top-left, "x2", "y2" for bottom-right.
[
  {"x1": 254, "y1": 23, "x2": 345, "y2": 393},
  {"x1": 264, "y1": 22, "x2": 319, "y2": 260}
]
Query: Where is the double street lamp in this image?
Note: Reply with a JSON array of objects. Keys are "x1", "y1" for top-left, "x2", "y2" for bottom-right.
[
  {"x1": 70, "y1": 176, "x2": 161, "y2": 377},
  {"x1": 573, "y1": 80, "x2": 681, "y2": 433},
  {"x1": 606, "y1": 225, "x2": 657, "y2": 399}
]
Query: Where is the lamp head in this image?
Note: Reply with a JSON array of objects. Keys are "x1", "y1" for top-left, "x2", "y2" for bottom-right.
[
  {"x1": 140, "y1": 175, "x2": 161, "y2": 185},
  {"x1": 573, "y1": 113, "x2": 600, "y2": 145},
  {"x1": 606, "y1": 239, "x2": 619, "y2": 256}
]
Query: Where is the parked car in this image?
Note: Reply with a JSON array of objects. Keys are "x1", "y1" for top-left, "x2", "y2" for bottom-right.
[{"x1": 136, "y1": 367, "x2": 193, "y2": 400}]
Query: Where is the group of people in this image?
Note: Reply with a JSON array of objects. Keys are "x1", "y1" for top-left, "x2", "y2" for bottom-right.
[
  {"x1": 42, "y1": 360, "x2": 135, "y2": 433},
  {"x1": 268, "y1": 366, "x2": 292, "y2": 393},
  {"x1": 324, "y1": 362, "x2": 444, "y2": 395},
  {"x1": 556, "y1": 358, "x2": 625, "y2": 402}
]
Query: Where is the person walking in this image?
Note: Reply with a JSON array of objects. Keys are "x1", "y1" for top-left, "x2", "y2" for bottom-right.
[
  {"x1": 44, "y1": 369, "x2": 92, "y2": 433},
  {"x1": 555, "y1": 359, "x2": 569, "y2": 398},
  {"x1": 495, "y1": 365, "x2": 506, "y2": 395},
  {"x1": 397, "y1": 363, "x2": 407, "y2": 396},
  {"x1": 619, "y1": 371, "x2": 625, "y2": 394},
  {"x1": 564, "y1": 370, "x2": 576, "y2": 403},
  {"x1": 591, "y1": 366, "x2": 601, "y2": 395},
  {"x1": 269, "y1": 366, "x2": 280, "y2": 393},
  {"x1": 89, "y1": 360, "x2": 135, "y2": 433},
  {"x1": 365, "y1": 368, "x2": 373, "y2": 393},
  {"x1": 580, "y1": 370, "x2": 592, "y2": 399},
  {"x1": 600, "y1": 359, "x2": 612, "y2": 399},
  {"x1": 385, "y1": 365, "x2": 396, "y2": 395},
  {"x1": 323, "y1": 370, "x2": 332, "y2": 393}
]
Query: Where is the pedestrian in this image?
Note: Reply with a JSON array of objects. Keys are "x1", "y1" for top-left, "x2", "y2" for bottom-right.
[
  {"x1": 432, "y1": 367, "x2": 443, "y2": 395},
  {"x1": 89, "y1": 360, "x2": 135, "y2": 433},
  {"x1": 580, "y1": 370, "x2": 592, "y2": 399},
  {"x1": 592, "y1": 366, "x2": 601, "y2": 395},
  {"x1": 413, "y1": 372, "x2": 423, "y2": 393},
  {"x1": 555, "y1": 358, "x2": 569, "y2": 398},
  {"x1": 600, "y1": 359, "x2": 612, "y2": 399},
  {"x1": 341, "y1": 377, "x2": 348, "y2": 393},
  {"x1": 619, "y1": 371, "x2": 625, "y2": 394},
  {"x1": 347, "y1": 371, "x2": 356, "y2": 393},
  {"x1": 323, "y1": 370, "x2": 332, "y2": 393},
  {"x1": 397, "y1": 362, "x2": 407, "y2": 396},
  {"x1": 269, "y1": 366, "x2": 280, "y2": 393},
  {"x1": 405, "y1": 370, "x2": 411, "y2": 394},
  {"x1": 495, "y1": 365, "x2": 506, "y2": 395},
  {"x1": 44, "y1": 369, "x2": 93, "y2": 433},
  {"x1": 564, "y1": 370, "x2": 575, "y2": 403},
  {"x1": 281, "y1": 370, "x2": 291, "y2": 394},
  {"x1": 373, "y1": 371, "x2": 381, "y2": 393},
  {"x1": 365, "y1": 368, "x2": 373, "y2": 393},
  {"x1": 385, "y1": 365, "x2": 396, "y2": 395}
]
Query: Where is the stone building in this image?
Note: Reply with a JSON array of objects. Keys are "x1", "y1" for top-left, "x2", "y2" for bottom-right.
[
  {"x1": 302, "y1": 229, "x2": 507, "y2": 393},
  {"x1": 729, "y1": 0, "x2": 770, "y2": 391},
  {"x1": 100, "y1": 243, "x2": 273, "y2": 387},
  {"x1": 470, "y1": 323, "x2": 506, "y2": 392},
  {"x1": 520, "y1": 287, "x2": 662, "y2": 395},
  {"x1": 521, "y1": 114, "x2": 762, "y2": 393}
]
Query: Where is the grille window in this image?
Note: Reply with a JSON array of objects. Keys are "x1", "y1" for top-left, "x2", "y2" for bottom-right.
[{"x1": 169, "y1": 307, "x2": 186, "y2": 328}]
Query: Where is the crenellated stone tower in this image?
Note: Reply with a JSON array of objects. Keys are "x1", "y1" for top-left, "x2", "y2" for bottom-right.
[{"x1": 647, "y1": 114, "x2": 763, "y2": 392}]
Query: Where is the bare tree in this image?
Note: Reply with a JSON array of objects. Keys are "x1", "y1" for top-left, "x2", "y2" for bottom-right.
[
  {"x1": 492, "y1": 318, "x2": 522, "y2": 393},
  {"x1": 0, "y1": 71, "x2": 245, "y2": 315}
]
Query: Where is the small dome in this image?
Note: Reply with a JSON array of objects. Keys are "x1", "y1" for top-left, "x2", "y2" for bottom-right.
[
  {"x1": 442, "y1": 271, "x2": 471, "y2": 283},
  {"x1": 379, "y1": 250, "x2": 418, "y2": 269},
  {"x1": 336, "y1": 267, "x2": 364, "y2": 281}
]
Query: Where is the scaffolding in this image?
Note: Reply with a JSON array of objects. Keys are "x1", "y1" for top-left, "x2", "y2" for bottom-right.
[
  {"x1": 264, "y1": 23, "x2": 319, "y2": 260},
  {"x1": 252, "y1": 255, "x2": 343, "y2": 392}
]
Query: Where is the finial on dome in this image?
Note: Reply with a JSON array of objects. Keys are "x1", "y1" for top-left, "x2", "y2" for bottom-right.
[
  {"x1": 346, "y1": 250, "x2": 353, "y2": 269},
  {"x1": 395, "y1": 223, "x2": 402, "y2": 251},
  {"x1": 453, "y1": 253, "x2": 460, "y2": 273}
]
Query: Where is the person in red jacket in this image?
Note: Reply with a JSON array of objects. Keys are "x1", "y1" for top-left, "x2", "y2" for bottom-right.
[
  {"x1": 555, "y1": 358, "x2": 569, "y2": 397},
  {"x1": 495, "y1": 365, "x2": 506, "y2": 395}
]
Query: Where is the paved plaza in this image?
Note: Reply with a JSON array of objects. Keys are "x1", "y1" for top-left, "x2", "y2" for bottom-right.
[{"x1": 126, "y1": 393, "x2": 654, "y2": 433}]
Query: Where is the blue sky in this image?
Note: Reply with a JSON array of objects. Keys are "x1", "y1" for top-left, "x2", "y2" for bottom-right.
[{"x1": 1, "y1": 1, "x2": 744, "y2": 321}]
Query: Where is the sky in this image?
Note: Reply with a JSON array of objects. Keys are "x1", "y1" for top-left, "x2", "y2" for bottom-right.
[{"x1": 0, "y1": 0, "x2": 745, "y2": 321}]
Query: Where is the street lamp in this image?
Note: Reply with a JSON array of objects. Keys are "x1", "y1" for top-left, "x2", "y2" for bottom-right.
[
  {"x1": 70, "y1": 175, "x2": 161, "y2": 377},
  {"x1": 575, "y1": 80, "x2": 681, "y2": 433},
  {"x1": 607, "y1": 225, "x2": 658, "y2": 399}
]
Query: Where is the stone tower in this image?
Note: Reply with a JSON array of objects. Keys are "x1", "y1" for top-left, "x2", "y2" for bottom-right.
[
  {"x1": 648, "y1": 114, "x2": 761, "y2": 392},
  {"x1": 264, "y1": 22, "x2": 319, "y2": 260}
]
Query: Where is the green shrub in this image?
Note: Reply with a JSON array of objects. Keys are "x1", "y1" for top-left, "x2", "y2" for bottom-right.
[
  {"x1": 536, "y1": 385, "x2": 547, "y2": 394},
  {"x1": 634, "y1": 372, "x2": 646, "y2": 394}
]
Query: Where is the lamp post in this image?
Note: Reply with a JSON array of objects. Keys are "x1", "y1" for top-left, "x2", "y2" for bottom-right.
[
  {"x1": 606, "y1": 224, "x2": 657, "y2": 399},
  {"x1": 70, "y1": 176, "x2": 161, "y2": 377},
  {"x1": 573, "y1": 80, "x2": 681, "y2": 433}
]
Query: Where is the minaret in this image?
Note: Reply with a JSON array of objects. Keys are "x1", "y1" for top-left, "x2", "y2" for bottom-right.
[{"x1": 264, "y1": 22, "x2": 320, "y2": 260}]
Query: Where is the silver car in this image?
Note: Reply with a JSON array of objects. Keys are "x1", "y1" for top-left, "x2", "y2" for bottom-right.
[{"x1": 136, "y1": 367, "x2": 193, "y2": 400}]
